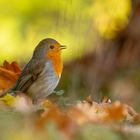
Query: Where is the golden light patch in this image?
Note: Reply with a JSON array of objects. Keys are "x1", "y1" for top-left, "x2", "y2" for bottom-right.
[{"x1": 91, "y1": 0, "x2": 131, "y2": 39}]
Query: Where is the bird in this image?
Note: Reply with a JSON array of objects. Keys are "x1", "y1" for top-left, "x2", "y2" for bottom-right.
[{"x1": 3, "y1": 38, "x2": 66, "y2": 104}]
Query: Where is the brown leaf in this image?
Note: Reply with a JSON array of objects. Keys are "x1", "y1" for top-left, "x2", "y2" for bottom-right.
[
  {"x1": 1, "y1": 60, "x2": 21, "y2": 74},
  {"x1": 36, "y1": 102, "x2": 76, "y2": 136},
  {"x1": 68, "y1": 107, "x2": 90, "y2": 125},
  {"x1": 68, "y1": 99, "x2": 138, "y2": 124},
  {"x1": 105, "y1": 101, "x2": 125, "y2": 121},
  {"x1": 0, "y1": 61, "x2": 21, "y2": 91}
]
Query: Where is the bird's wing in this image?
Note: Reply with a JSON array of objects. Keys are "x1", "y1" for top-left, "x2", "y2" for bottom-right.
[{"x1": 13, "y1": 59, "x2": 45, "y2": 93}]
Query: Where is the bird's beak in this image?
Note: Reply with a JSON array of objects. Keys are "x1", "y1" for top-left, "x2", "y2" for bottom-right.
[{"x1": 60, "y1": 45, "x2": 66, "y2": 50}]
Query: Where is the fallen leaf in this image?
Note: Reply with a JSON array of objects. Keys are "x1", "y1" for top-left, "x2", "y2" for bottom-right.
[
  {"x1": 105, "y1": 101, "x2": 125, "y2": 121},
  {"x1": 68, "y1": 98, "x2": 138, "y2": 124},
  {"x1": 0, "y1": 61, "x2": 21, "y2": 91},
  {"x1": 0, "y1": 60, "x2": 21, "y2": 74},
  {"x1": 36, "y1": 102, "x2": 76, "y2": 136},
  {"x1": 0, "y1": 94, "x2": 16, "y2": 107}
]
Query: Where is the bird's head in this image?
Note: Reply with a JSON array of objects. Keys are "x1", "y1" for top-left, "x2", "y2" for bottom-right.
[
  {"x1": 33, "y1": 38, "x2": 66, "y2": 76},
  {"x1": 33, "y1": 38, "x2": 66, "y2": 60}
]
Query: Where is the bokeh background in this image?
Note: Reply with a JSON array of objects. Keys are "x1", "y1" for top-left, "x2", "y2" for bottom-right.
[{"x1": 0, "y1": 0, "x2": 140, "y2": 111}]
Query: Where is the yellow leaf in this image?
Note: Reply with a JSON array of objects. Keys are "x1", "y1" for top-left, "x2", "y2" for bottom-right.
[{"x1": 0, "y1": 94, "x2": 15, "y2": 106}]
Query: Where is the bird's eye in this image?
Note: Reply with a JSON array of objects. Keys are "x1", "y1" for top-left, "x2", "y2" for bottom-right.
[{"x1": 50, "y1": 45, "x2": 54, "y2": 49}]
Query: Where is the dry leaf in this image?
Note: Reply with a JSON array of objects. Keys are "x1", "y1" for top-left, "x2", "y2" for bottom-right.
[
  {"x1": 68, "y1": 99, "x2": 138, "y2": 124},
  {"x1": 36, "y1": 102, "x2": 76, "y2": 136},
  {"x1": 0, "y1": 61, "x2": 21, "y2": 91},
  {"x1": 36, "y1": 102, "x2": 75, "y2": 135}
]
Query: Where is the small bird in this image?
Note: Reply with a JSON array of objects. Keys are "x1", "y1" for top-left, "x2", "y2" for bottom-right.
[{"x1": 6, "y1": 38, "x2": 66, "y2": 103}]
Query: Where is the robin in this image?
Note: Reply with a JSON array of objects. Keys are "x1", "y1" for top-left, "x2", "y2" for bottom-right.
[{"x1": 3, "y1": 38, "x2": 66, "y2": 104}]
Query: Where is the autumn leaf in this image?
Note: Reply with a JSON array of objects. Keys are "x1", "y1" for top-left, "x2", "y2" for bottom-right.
[
  {"x1": 0, "y1": 94, "x2": 16, "y2": 106},
  {"x1": 68, "y1": 98, "x2": 138, "y2": 124},
  {"x1": 0, "y1": 60, "x2": 21, "y2": 73},
  {"x1": 0, "y1": 61, "x2": 21, "y2": 91},
  {"x1": 36, "y1": 101, "x2": 76, "y2": 136}
]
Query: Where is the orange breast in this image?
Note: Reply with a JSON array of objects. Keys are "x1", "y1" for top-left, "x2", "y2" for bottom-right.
[
  {"x1": 46, "y1": 51, "x2": 63, "y2": 76},
  {"x1": 52, "y1": 55, "x2": 63, "y2": 76}
]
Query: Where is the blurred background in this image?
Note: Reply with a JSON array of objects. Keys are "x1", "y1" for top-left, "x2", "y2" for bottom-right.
[{"x1": 0, "y1": 0, "x2": 140, "y2": 110}]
